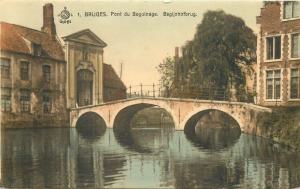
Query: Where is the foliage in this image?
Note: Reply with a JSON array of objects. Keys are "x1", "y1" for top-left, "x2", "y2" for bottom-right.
[
  {"x1": 262, "y1": 107, "x2": 300, "y2": 151},
  {"x1": 192, "y1": 10, "x2": 256, "y2": 89},
  {"x1": 156, "y1": 56, "x2": 175, "y2": 92},
  {"x1": 157, "y1": 10, "x2": 257, "y2": 100}
]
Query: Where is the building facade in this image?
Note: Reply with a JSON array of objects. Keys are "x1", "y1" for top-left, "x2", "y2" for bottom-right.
[
  {"x1": 63, "y1": 29, "x2": 107, "y2": 108},
  {"x1": 63, "y1": 29, "x2": 126, "y2": 108},
  {"x1": 256, "y1": 1, "x2": 300, "y2": 107},
  {"x1": 0, "y1": 3, "x2": 126, "y2": 128},
  {"x1": 0, "y1": 4, "x2": 68, "y2": 128}
]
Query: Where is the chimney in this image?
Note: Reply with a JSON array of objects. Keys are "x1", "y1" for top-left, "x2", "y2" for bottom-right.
[
  {"x1": 175, "y1": 47, "x2": 179, "y2": 58},
  {"x1": 41, "y1": 3, "x2": 56, "y2": 38}
]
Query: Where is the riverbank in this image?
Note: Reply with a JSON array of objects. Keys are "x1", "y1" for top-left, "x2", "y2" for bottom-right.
[{"x1": 261, "y1": 107, "x2": 300, "y2": 151}]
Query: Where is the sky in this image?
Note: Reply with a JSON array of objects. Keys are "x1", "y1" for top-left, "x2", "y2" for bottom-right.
[{"x1": 0, "y1": 0, "x2": 262, "y2": 91}]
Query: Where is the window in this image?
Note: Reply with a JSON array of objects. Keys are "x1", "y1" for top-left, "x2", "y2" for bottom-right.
[
  {"x1": 20, "y1": 89, "x2": 30, "y2": 112},
  {"x1": 266, "y1": 70, "x2": 281, "y2": 100},
  {"x1": 291, "y1": 33, "x2": 300, "y2": 58},
  {"x1": 266, "y1": 36, "x2": 281, "y2": 60},
  {"x1": 0, "y1": 58, "x2": 10, "y2": 79},
  {"x1": 1, "y1": 88, "x2": 11, "y2": 112},
  {"x1": 43, "y1": 91, "x2": 51, "y2": 113},
  {"x1": 284, "y1": 1, "x2": 300, "y2": 19},
  {"x1": 291, "y1": 68, "x2": 300, "y2": 99},
  {"x1": 20, "y1": 61, "x2": 29, "y2": 80},
  {"x1": 42, "y1": 65, "x2": 50, "y2": 83},
  {"x1": 32, "y1": 43, "x2": 42, "y2": 56}
]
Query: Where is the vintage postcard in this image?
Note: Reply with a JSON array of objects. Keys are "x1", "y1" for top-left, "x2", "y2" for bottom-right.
[{"x1": 0, "y1": 0, "x2": 300, "y2": 188}]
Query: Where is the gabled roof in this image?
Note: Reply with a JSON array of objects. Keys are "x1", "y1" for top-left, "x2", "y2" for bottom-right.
[
  {"x1": 103, "y1": 63, "x2": 126, "y2": 90},
  {"x1": 0, "y1": 22, "x2": 65, "y2": 61},
  {"x1": 62, "y1": 29, "x2": 107, "y2": 47}
]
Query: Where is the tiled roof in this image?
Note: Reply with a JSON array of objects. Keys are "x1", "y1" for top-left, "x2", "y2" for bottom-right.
[
  {"x1": 103, "y1": 63, "x2": 126, "y2": 90},
  {"x1": 0, "y1": 22, "x2": 64, "y2": 61}
]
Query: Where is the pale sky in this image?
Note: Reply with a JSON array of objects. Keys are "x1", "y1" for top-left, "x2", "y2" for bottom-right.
[{"x1": 0, "y1": 0, "x2": 262, "y2": 90}]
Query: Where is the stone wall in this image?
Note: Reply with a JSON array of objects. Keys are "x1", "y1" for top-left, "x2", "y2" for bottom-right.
[{"x1": 258, "y1": 107, "x2": 300, "y2": 150}]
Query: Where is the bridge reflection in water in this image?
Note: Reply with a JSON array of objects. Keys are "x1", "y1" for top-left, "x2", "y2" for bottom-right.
[{"x1": 1, "y1": 108, "x2": 300, "y2": 188}]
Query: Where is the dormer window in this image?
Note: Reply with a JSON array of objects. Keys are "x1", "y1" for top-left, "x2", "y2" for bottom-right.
[
  {"x1": 32, "y1": 43, "x2": 42, "y2": 56},
  {"x1": 283, "y1": 1, "x2": 300, "y2": 20}
]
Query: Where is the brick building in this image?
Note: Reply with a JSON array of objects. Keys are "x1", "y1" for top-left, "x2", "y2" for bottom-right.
[
  {"x1": 0, "y1": 4, "x2": 68, "y2": 128},
  {"x1": 256, "y1": 1, "x2": 300, "y2": 106}
]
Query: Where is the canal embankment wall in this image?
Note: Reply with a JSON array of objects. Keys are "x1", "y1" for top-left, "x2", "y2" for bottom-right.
[{"x1": 259, "y1": 107, "x2": 300, "y2": 151}]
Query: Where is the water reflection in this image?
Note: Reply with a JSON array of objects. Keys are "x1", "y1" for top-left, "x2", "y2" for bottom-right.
[
  {"x1": 1, "y1": 128, "x2": 70, "y2": 188},
  {"x1": 114, "y1": 127, "x2": 174, "y2": 154},
  {"x1": 76, "y1": 125, "x2": 106, "y2": 142},
  {"x1": 113, "y1": 128, "x2": 153, "y2": 153},
  {"x1": 185, "y1": 126, "x2": 241, "y2": 150},
  {"x1": 1, "y1": 121, "x2": 300, "y2": 188},
  {"x1": 184, "y1": 110, "x2": 241, "y2": 150}
]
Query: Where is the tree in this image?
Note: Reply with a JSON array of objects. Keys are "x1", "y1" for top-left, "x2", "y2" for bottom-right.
[
  {"x1": 156, "y1": 57, "x2": 175, "y2": 96},
  {"x1": 158, "y1": 10, "x2": 256, "y2": 100},
  {"x1": 193, "y1": 10, "x2": 256, "y2": 91}
]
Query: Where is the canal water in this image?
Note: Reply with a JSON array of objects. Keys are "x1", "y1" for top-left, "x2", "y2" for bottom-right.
[{"x1": 1, "y1": 120, "x2": 300, "y2": 188}]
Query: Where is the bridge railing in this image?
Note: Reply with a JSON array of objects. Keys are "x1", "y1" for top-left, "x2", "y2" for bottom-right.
[
  {"x1": 176, "y1": 88, "x2": 229, "y2": 101},
  {"x1": 127, "y1": 84, "x2": 162, "y2": 98},
  {"x1": 126, "y1": 84, "x2": 231, "y2": 101}
]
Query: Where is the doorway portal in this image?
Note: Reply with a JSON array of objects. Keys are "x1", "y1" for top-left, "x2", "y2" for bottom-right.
[{"x1": 77, "y1": 69, "x2": 93, "y2": 106}]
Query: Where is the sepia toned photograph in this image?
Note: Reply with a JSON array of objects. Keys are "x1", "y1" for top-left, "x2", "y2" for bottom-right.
[{"x1": 0, "y1": 0, "x2": 300, "y2": 188}]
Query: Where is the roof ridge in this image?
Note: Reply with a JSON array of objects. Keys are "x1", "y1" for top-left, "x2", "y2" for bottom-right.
[
  {"x1": 0, "y1": 21, "x2": 46, "y2": 34},
  {"x1": 1, "y1": 21, "x2": 65, "y2": 61},
  {"x1": 62, "y1": 28, "x2": 91, "y2": 38}
]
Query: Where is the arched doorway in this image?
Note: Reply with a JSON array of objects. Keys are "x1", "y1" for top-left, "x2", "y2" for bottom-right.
[{"x1": 77, "y1": 69, "x2": 93, "y2": 106}]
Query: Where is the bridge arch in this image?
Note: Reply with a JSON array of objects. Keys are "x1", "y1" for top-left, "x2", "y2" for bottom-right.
[
  {"x1": 72, "y1": 111, "x2": 108, "y2": 128},
  {"x1": 111, "y1": 100, "x2": 178, "y2": 130},
  {"x1": 180, "y1": 107, "x2": 245, "y2": 132}
]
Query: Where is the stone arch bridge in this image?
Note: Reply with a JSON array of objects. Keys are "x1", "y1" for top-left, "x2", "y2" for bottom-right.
[{"x1": 70, "y1": 97, "x2": 272, "y2": 135}]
